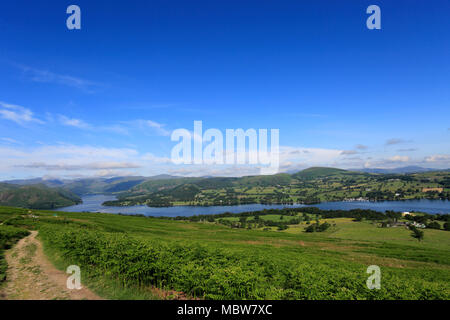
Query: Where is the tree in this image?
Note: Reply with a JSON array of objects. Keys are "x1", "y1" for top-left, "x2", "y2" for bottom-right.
[
  {"x1": 410, "y1": 226, "x2": 424, "y2": 242},
  {"x1": 444, "y1": 222, "x2": 450, "y2": 231},
  {"x1": 318, "y1": 222, "x2": 331, "y2": 232},
  {"x1": 426, "y1": 221, "x2": 441, "y2": 230},
  {"x1": 386, "y1": 211, "x2": 402, "y2": 222}
]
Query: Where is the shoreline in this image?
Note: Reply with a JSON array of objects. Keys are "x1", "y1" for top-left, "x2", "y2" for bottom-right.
[{"x1": 55, "y1": 195, "x2": 450, "y2": 215}]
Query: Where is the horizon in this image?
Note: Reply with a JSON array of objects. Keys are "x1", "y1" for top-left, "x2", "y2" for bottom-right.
[
  {"x1": 2, "y1": 165, "x2": 450, "y2": 182},
  {"x1": 1, "y1": 0, "x2": 450, "y2": 180}
]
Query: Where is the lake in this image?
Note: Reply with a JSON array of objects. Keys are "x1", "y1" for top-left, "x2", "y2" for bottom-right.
[{"x1": 55, "y1": 195, "x2": 450, "y2": 217}]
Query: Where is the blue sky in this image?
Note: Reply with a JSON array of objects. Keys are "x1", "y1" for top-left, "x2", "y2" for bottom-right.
[{"x1": 0, "y1": 0, "x2": 449, "y2": 179}]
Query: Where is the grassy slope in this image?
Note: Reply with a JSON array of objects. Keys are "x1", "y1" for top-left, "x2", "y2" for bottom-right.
[
  {"x1": 1, "y1": 206, "x2": 449, "y2": 300},
  {"x1": 0, "y1": 184, "x2": 81, "y2": 209}
]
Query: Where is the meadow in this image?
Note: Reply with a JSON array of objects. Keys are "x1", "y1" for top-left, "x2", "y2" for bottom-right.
[{"x1": 0, "y1": 206, "x2": 449, "y2": 300}]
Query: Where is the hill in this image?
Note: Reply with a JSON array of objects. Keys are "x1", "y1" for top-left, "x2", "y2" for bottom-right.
[
  {"x1": 292, "y1": 167, "x2": 362, "y2": 179},
  {"x1": 105, "y1": 167, "x2": 450, "y2": 207},
  {"x1": 4, "y1": 168, "x2": 450, "y2": 208},
  {"x1": 3, "y1": 178, "x2": 66, "y2": 188},
  {"x1": 0, "y1": 183, "x2": 81, "y2": 209},
  {"x1": 3, "y1": 176, "x2": 166, "y2": 196},
  {"x1": 1, "y1": 206, "x2": 448, "y2": 300},
  {"x1": 355, "y1": 166, "x2": 442, "y2": 174}
]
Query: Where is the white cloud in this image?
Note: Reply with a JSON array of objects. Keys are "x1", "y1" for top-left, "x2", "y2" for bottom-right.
[
  {"x1": 58, "y1": 115, "x2": 90, "y2": 129},
  {"x1": 55, "y1": 114, "x2": 129, "y2": 135},
  {"x1": 425, "y1": 154, "x2": 450, "y2": 163},
  {"x1": 132, "y1": 119, "x2": 171, "y2": 136},
  {"x1": 143, "y1": 120, "x2": 171, "y2": 136},
  {"x1": 141, "y1": 153, "x2": 172, "y2": 164},
  {"x1": 0, "y1": 102, "x2": 44, "y2": 125},
  {"x1": 16, "y1": 64, "x2": 100, "y2": 92},
  {"x1": 388, "y1": 155, "x2": 410, "y2": 162},
  {"x1": 0, "y1": 144, "x2": 175, "y2": 178},
  {"x1": 16, "y1": 161, "x2": 140, "y2": 171},
  {"x1": 0, "y1": 137, "x2": 21, "y2": 145}
]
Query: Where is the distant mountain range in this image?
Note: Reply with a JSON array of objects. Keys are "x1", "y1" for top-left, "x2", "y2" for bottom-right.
[
  {"x1": 3, "y1": 166, "x2": 444, "y2": 190},
  {"x1": 353, "y1": 166, "x2": 449, "y2": 174},
  {"x1": 2, "y1": 175, "x2": 182, "y2": 197},
  {"x1": 1, "y1": 166, "x2": 449, "y2": 209}
]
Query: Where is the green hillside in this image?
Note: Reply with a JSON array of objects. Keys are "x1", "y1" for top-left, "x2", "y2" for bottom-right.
[
  {"x1": 62, "y1": 176, "x2": 148, "y2": 195},
  {"x1": 0, "y1": 184, "x2": 81, "y2": 209},
  {"x1": 0, "y1": 206, "x2": 448, "y2": 300},
  {"x1": 106, "y1": 167, "x2": 450, "y2": 207},
  {"x1": 292, "y1": 167, "x2": 361, "y2": 179}
]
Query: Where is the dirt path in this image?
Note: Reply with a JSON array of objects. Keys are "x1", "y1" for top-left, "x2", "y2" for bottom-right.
[{"x1": 0, "y1": 231, "x2": 102, "y2": 300}]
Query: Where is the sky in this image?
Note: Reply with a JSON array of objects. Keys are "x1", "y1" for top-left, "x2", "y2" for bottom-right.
[{"x1": 0, "y1": 0, "x2": 449, "y2": 179}]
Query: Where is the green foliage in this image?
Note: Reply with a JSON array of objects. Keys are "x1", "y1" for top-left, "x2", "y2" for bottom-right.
[
  {"x1": 38, "y1": 222, "x2": 449, "y2": 300},
  {"x1": 0, "y1": 206, "x2": 448, "y2": 300},
  {"x1": 427, "y1": 221, "x2": 441, "y2": 230},
  {"x1": 305, "y1": 222, "x2": 331, "y2": 233},
  {"x1": 410, "y1": 226, "x2": 424, "y2": 242}
]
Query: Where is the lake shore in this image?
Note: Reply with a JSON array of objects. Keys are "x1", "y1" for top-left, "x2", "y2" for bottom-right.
[{"x1": 55, "y1": 195, "x2": 450, "y2": 216}]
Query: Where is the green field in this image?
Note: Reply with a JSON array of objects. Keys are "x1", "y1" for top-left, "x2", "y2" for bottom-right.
[
  {"x1": 0, "y1": 205, "x2": 449, "y2": 300},
  {"x1": 106, "y1": 168, "x2": 450, "y2": 207}
]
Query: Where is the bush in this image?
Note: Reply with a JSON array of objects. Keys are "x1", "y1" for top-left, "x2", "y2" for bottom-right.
[
  {"x1": 410, "y1": 226, "x2": 424, "y2": 242},
  {"x1": 443, "y1": 222, "x2": 450, "y2": 231},
  {"x1": 426, "y1": 221, "x2": 441, "y2": 230}
]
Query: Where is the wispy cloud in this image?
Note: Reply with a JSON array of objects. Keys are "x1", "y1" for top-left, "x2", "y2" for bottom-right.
[
  {"x1": 424, "y1": 154, "x2": 450, "y2": 163},
  {"x1": 397, "y1": 148, "x2": 417, "y2": 152},
  {"x1": 16, "y1": 161, "x2": 140, "y2": 171},
  {"x1": 388, "y1": 155, "x2": 410, "y2": 162},
  {"x1": 355, "y1": 144, "x2": 368, "y2": 150},
  {"x1": 340, "y1": 150, "x2": 358, "y2": 155},
  {"x1": 0, "y1": 144, "x2": 142, "y2": 176},
  {"x1": 55, "y1": 114, "x2": 129, "y2": 135},
  {"x1": 133, "y1": 119, "x2": 171, "y2": 136},
  {"x1": 15, "y1": 64, "x2": 101, "y2": 92},
  {"x1": 385, "y1": 138, "x2": 411, "y2": 146},
  {"x1": 0, "y1": 137, "x2": 21, "y2": 145},
  {"x1": 0, "y1": 101, "x2": 44, "y2": 125},
  {"x1": 58, "y1": 115, "x2": 90, "y2": 129}
]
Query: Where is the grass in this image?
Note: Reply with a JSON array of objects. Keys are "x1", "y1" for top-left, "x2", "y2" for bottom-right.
[
  {"x1": 0, "y1": 223, "x2": 30, "y2": 283},
  {"x1": 1, "y1": 206, "x2": 449, "y2": 299},
  {"x1": 40, "y1": 240, "x2": 159, "y2": 300}
]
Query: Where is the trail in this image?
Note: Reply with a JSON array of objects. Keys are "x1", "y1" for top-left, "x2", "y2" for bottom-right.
[{"x1": 0, "y1": 231, "x2": 102, "y2": 300}]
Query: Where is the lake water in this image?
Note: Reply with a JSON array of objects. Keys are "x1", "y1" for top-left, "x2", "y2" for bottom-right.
[{"x1": 55, "y1": 195, "x2": 450, "y2": 216}]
